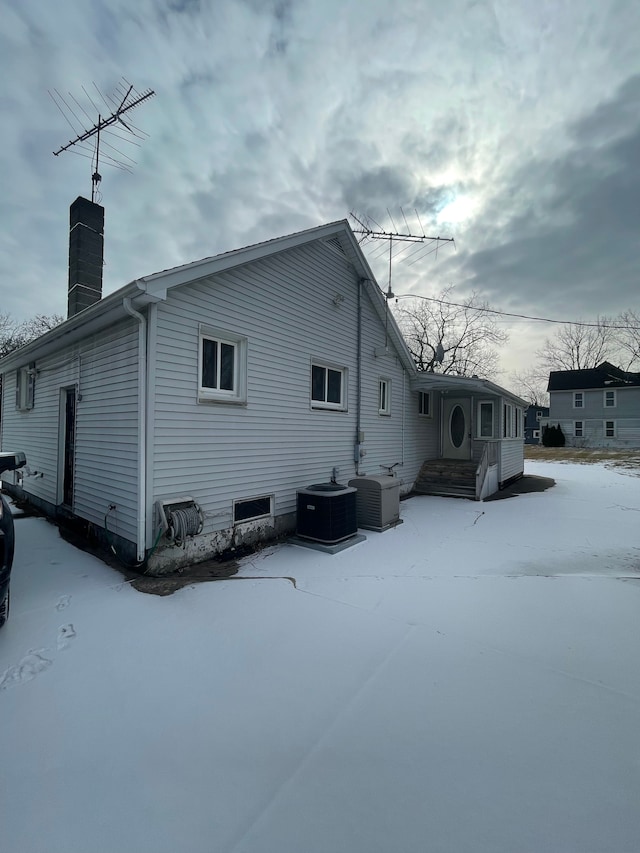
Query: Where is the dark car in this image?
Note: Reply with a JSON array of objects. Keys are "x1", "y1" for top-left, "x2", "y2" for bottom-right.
[{"x1": 0, "y1": 452, "x2": 26, "y2": 628}]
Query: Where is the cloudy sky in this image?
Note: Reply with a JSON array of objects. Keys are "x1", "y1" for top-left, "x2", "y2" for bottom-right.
[{"x1": 2, "y1": 0, "x2": 639, "y2": 372}]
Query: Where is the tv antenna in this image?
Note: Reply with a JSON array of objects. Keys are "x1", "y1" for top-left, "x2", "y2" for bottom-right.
[
  {"x1": 349, "y1": 210, "x2": 455, "y2": 299},
  {"x1": 50, "y1": 79, "x2": 155, "y2": 202}
]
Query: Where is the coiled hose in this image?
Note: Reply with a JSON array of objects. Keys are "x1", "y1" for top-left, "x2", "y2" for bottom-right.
[{"x1": 166, "y1": 504, "x2": 204, "y2": 547}]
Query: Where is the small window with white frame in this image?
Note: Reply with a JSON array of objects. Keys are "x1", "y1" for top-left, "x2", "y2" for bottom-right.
[
  {"x1": 573, "y1": 392, "x2": 584, "y2": 408},
  {"x1": 604, "y1": 389, "x2": 616, "y2": 408},
  {"x1": 574, "y1": 421, "x2": 583, "y2": 437},
  {"x1": 533, "y1": 429, "x2": 540, "y2": 438},
  {"x1": 477, "y1": 400, "x2": 494, "y2": 438},
  {"x1": 15, "y1": 363, "x2": 36, "y2": 411},
  {"x1": 198, "y1": 325, "x2": 247, "y2": 404},
  {"x1": 233, "y1": 495, "x2": 273, "y2": 524},
  {"x1": 378, "y1": 378, "x2": 391, "y2": 415},
  {"x1": 311, "y1": 361, "x2": 346, "y2": 410},
  {"x1": 604, "y1": 420, "x2": 615, "y2": 438},
  {"x1": 418, "y1": 391, "x2": 431, "y2": 417}
]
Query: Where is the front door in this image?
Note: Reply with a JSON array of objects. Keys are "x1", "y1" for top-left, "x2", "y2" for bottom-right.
[{"x1": 442, "y1": 397, "x2": 471, "y2": 459}]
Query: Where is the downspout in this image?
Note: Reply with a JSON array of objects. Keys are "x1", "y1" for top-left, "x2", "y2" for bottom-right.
[
  {"x1": 123, "y1": 297, "x2": 147, "y2": 563},
  {"x1": 401, "y1": 367, "x2": 405, "y2": 465},
  {"x1": 355, "y1": 278, "x2": 363, "y2": 474}
]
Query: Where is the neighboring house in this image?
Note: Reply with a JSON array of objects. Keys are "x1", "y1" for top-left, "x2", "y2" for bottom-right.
[
  {"x1": 524, "y1": 405, "x2": 549, "y2": 444},
  {"x1": 541, "y1": 362, "x2": 640, "y2": 448},
  {"x1": 0, "y1": 215, "x2": 526, "y2": 572}
]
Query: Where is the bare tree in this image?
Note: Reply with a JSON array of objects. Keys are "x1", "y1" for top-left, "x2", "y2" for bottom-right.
[
  {"x1": 536, "y1": 320, "x2": 618, "y2": 372},
  {"x1": 0, "y1": 313, "x2": 64, "y2": 359},
  {"x1": 394, "y1": 287, "x2": 509, "y2": 379},
  {"x1": 509, "y1": 368, "x2": 550, "y2": 406},
  {"x1": 614, "y1": 310, "x2": 640, "y2": 370}
]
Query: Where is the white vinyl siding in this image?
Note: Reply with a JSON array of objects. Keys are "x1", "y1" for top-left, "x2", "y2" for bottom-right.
[
  {"x1": 150, "y1": 240, "x2": 437, "y2": 541},
  {"x1": 0, "y1": 321, "x2": 140, "y2": 544}
]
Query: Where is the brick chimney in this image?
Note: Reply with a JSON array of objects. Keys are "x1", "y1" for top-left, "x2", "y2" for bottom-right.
[{"x1": 67, "y1": 196, "x2": 104, "y2": 318}]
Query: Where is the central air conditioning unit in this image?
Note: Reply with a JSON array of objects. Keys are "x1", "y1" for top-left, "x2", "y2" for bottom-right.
[
  {"x1": 296, "y1": 483, "x2": 357, "y2": 544},
  {"x1": 348, "y1": 475, "x2": 401, "y2": 531}
]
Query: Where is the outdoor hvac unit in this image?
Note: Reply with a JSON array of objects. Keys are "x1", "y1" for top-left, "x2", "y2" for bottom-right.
[
  {"x1": 296, "y1": 483, "x2": 357, "y2": 544},
  {"x1": 348, "y1": 475, "x2": 401, "y2": 531}
]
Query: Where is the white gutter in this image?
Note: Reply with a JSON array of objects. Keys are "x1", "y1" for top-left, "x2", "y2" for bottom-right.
[{"x1": 122, "y1": 297, "x2": 147, "y2": 563}]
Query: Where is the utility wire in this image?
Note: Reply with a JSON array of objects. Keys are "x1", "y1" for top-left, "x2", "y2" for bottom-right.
[{"x1": 393, "y1": 294, "x2": 640, "y2": 330}]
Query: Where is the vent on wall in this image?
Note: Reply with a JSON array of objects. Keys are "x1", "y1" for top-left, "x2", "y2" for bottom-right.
[
  {"x1": 324, "y1": 236, "x2": 347, "y2": 256},
  {"x1": 296, "y1": 483, "x2": 357, "y2": 544}
]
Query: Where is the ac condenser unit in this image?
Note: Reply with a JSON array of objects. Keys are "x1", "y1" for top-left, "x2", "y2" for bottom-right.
[
  {"x1": 296, "y1": 484, "x2": 357, "y2": 544},
  {"x1": 348, "y1": 475, "x2": 401, "y2": 531}
]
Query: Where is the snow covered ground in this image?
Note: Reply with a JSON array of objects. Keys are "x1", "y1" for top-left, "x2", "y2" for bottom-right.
[{"x1": 2, "y1": 461, "x2": 640, "y2": 853}]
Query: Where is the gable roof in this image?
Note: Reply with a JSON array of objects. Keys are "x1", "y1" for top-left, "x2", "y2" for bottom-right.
[
  {"x1": 547, "y1": 362, "x2": 640, "y2": 391},
  {"x1": 0, "y1": 220, "x2": 415, "y2": 373}
]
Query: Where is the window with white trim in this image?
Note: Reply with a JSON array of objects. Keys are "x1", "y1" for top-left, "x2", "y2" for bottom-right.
[
  {"x1": 233, "y1": 495, "x2": 273, "y2": 524},
  {"x1": 604, "y1": 390, "x2": 616, "y2": 408},
  {"x1": 574, "y1": 421, "x2": 583, "y2": 437},
  {"x1": 15, "y1": 363, "x2": 36, "y2": 411},
  {"x1": 378, "y1": 378, "x2": 391, "y2": 415},
  {"x1": 418, "y1": 391, "x2": 431, "y2": 417},
  {"x1": 477, "y1": 400, "x2": 494, "y2": 438},
  {"x1": 533, "y1": 429, "x2": 540, "y2": 438},
  {"x1": 503, "y1": 404, "x2": 522, "y2": 438},
  {"x1": 604, "y1": 420, "x2": 615, "y2": 438},
  {"x1": 198, "y1": 325, "x2": 247, "y2": 403},
  {"x1": 311, "y1": 362, "x2": 346, "y2": 410},
  {"x1": 573, "y1": 392, "x2": 583, "y2": 408}
]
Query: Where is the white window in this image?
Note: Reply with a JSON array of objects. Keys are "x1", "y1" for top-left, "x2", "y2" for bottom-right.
[
  {"x1": 311, "y1": 362, "x2": 346, "y2": 410},
  {"x1": 378, "y1": 378, "x2": 391, "y2": 416},
  {"x1": 604, "y1": 420, "x2": 616, "y2": 438},
  {"x1": 604, "y1": 390, "x2": 616, "y2": 408},
  {"x1": 502, "y1": 404, "x2": 521, "y2": 438},
  {"x1": 15, "y1": 363, "x2": 36, "y2": 411},
  {"x1": 533, "y1": 429, "x2": 540, "y2": 438},
  {"x1": 477, "y1": 400, "x2": 494, "y2": 438},
  {"x1": 536, "y1": 411, "x2": 543, "y2": 420},
  {"x1": 574, "y1": 421, "x2": 583, "y2": 437},
  {"x1": 573, "y1": 392, "x2": 583, "y2": 409},
  {"x1": 198, "y1": 325, "x2": 247, "y2": 403},
  {"x1": 418, "y1": 391, "x2": 431, "y2": 417},
  {"x1": 233, "y1": 495, "x2": 273, "y2": 524}
]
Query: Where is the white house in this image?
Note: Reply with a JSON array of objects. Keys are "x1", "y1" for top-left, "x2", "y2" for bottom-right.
[{"x1": 0, "y1": 218, "x2": 526, "y2": 571}]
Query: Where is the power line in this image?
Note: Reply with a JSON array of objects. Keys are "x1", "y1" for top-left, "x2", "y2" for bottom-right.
[{"x1": 393, "y1": 294, "x2": 640, "y2": 330}]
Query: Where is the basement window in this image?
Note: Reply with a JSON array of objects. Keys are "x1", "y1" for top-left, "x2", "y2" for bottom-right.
[
  {"x1": 15, "y1": 363, "x2": 36, "y2": 411},
  {"x1": 233, "y1": 496, "x2": 273, "y2": 524}
]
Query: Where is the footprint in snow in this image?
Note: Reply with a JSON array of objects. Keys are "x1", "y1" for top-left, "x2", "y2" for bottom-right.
[
  {"x1": 0, "y1": 650, "x2": 53, "y2": 690},
  {"x1": 57, "y1": 624, "x2": 76, "y2": 651},
  {"x1": 56, "y1": 595, "x2": 71, "y2": 611}
]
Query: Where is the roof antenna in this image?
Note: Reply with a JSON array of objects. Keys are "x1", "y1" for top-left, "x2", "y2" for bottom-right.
[
  {"x1": 50, "y1": 79, "x2": 155, "y2": 200},
  {"x1": 349, "y1": 209, "x2": 454, "y2": 299}
]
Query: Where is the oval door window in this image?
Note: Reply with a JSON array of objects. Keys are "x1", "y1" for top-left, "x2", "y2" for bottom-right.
[{"x1": 450, "y1": 405, "x2": 465, "y2": 448}]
